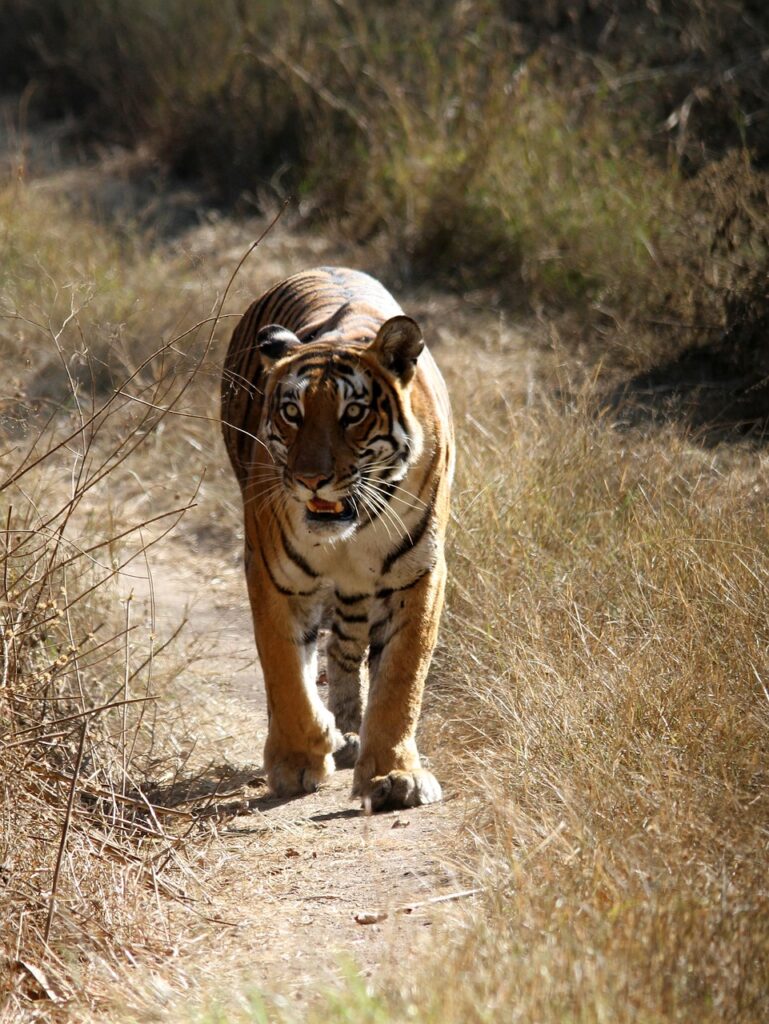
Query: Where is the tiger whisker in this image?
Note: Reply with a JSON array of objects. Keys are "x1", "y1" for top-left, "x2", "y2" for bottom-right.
[
  {"x1": 356, "y1": 486, "x2": 395, "y2": 542},
  {"x1": 359, "y1": 465, "x2": 427, "y2": 508},
  {"x1": 244, "y1": 480, "x2": 286, "y2": 514},
  {"x1": 361, "y1": 476, "x2": 426, "y2": 517},
  {"x1": 364, "y1": 483, "x2": 426, "y2": 514},
  {"x1": 358, "y1": 481, "x2": 410, "y2": 542},
  {"x1": 382, "y1": 481, "x2": 428, "y2": 508}
]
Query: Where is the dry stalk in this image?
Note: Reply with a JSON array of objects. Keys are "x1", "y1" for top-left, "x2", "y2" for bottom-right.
[{"x1": 44, "y1": 718, "x2": 88, "y2": 946}]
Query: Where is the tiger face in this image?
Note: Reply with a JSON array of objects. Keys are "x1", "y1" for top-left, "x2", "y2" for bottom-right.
[{"x1": 257, "y1": 316, "x2": 424, "y2": 539}]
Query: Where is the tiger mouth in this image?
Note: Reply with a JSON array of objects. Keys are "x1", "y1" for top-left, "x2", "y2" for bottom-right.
[{"x1": 305, "y1": 496, "x2": 356, "y2": 522}]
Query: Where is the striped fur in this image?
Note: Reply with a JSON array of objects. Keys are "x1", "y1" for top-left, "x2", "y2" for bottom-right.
[{"x1": 221, "y1": 267, "x2": 453, "y2": 810}]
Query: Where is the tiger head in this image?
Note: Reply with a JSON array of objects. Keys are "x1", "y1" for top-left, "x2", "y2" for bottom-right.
[{"x1": 255, "y1": 315, "x2": 425, "y2": 538}]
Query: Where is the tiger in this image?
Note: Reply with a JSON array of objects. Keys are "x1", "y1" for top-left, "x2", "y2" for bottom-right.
[{"x1": 220, "y1": 267, "x2": 454, "y2": 810}]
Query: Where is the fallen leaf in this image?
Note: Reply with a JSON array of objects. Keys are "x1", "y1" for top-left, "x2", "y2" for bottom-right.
[
  {"x1": 14, "y1": 960, "x2": 61, "y2": 1002},
  {"x1": 354, "y1": 910, "x2": 388, "y2": 925}
]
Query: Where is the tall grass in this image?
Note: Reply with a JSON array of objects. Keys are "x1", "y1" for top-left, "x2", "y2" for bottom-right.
[
  {"x1": 178, "y1": 346, "x2": 769, "y2": 1024},
  {"x1": 2, "y1": 5, "x2": 768, "y2": 1015},
  {"x1": 422, "y1": 356, "x2": 769, "y2": 1020}
]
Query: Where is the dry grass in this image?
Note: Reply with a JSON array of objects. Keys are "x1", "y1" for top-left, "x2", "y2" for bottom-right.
[
  {"x1": 0, "y1": 176, "x2": 259, "y2": 1018},
  {"x1": 0, "y1": 388, "x2": 198, "y2": 1013},
  {"x1": 413, "y1": 351, "x2": 769, "y2": 1021}
]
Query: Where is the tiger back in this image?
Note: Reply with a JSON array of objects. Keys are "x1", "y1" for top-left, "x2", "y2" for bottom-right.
[{"x1": 221, "y1": 267, "x2": 453, "y2": 810}]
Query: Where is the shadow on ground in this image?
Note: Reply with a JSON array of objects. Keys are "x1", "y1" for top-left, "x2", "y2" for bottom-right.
[
  {"x1": 606, "y1": 309, "x2": 769, "y2": 446},
  {"x1": 133, "y1": 762, "x2": 364, "y2": 824}
]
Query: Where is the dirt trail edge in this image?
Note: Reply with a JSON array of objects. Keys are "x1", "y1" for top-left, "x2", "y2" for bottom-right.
[{"x1": 124, "y1": 526, "x2": 466, "y2": 1013}]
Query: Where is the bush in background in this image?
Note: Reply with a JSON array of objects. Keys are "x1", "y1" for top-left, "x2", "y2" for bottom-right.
[{"x1": 2, "y1": 0, "x2": 768, "y2": 336}]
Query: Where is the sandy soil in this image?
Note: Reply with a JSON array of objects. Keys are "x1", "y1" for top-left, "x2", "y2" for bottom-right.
[{"x1": 118, "y1": 516, "x2": 468, "y2": 1017}]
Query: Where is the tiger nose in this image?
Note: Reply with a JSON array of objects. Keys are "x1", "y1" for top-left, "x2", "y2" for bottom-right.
[{"x1": 295, "y1": 473, "x2": 332, "y2": 492}]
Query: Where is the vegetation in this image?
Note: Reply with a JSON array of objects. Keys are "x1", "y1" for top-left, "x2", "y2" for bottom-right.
[
  {"x1": 3, "y1": 1, "x2": 768, "y2": 327},
  {"x1": 168, "y1": 338, "x2": 769, "y2": 1024},
  {"x1": 1, "y1": 2, "x2": 768, "y2": 1021},
  {"x1": 0, "y1": 181, "x2": 227, "y2": 1012}
]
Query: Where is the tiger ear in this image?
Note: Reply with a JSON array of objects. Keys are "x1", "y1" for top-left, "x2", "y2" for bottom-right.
[
  {"x1": 256, "y1": 324, "x2": 301, "y2": 363},
  {"x1": 369, "y1": 315, "x2": 424, "y2": 383}
]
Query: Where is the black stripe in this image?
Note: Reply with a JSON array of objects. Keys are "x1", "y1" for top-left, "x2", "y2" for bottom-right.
[
  {"x1": 239, "y1": 347, "x2": 264, "y2": 402},
  {"x1": 336, "y1": 609, "x2": 369, "y2": 624},
  {"x1": 370, "y1": 379, "x2": 394, "y2": 435},
  {"x1": 299, "y1": 301, "x2": 352, "y2": 341},
  {"x1": 381, "y1": 487, "x2": 436, "y2": 575},
  {"x1": 368, "y1": 641, "x2": 384, "y2": 670},
  {"x1": 369, "y1": 616, "x2": 391, "y2": 644},
  {"x1": 279, "y1": 524, "x2": 319, "y2": 578},
  {"x1": 301, "y1": 624, "x2": 320, "y2": 645},
  {"x1": 386, "y1": 380, "x2": 406, "y2": 431},
  {"x1": 274, "y1": 288, "x2": 314, "y2": 328},
  {"x1": 258, "y1": 537, "x2": 318, "y2": 598},
  {"x1": 372, "y1": 619, "x2": 405, "y2": 650},
  {"x1": 336, "y1": 591, "x2": 369, "y2": 605},
  {"x1": 368, "y1": 619, "x2": 407, "y2": 674},
  {"x1": 363, "y1": 433, "x2": 398, "y2": 449},
  {"x1": 375, "y1": 566, "x2": 433, "y2": 600},
  {"x1": 334, "y1": 361, "x2": 359, "y2": 377},
  {"x1": 260, "y1": 288, "x2": 286, "y2": 324},
  {"x1": 339, "y1": 378, "x2": 368, "y2": 401},
  {"x1": 331, "y1": 622, "x2": 357, "y2": 644},
  {"x1": 274, "y1": 284, "x2": 312, "y2": 326},
  {"x1": 288, "y1": 361, "x2": 331, "y2": 376},
  {"x1": 327, "y1": 648, "x2": 361, "y2": 673}
]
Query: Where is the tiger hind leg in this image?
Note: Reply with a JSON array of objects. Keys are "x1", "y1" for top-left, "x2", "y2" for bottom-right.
[{"x1": 326, "y1": 607, "x2": 369, "y2": 769}]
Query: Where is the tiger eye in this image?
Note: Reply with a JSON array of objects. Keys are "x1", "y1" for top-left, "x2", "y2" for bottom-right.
[
  {"x1": 282, "y1": 401, "x2": 301, "y2": 424},
  {"x1": 343, "y1": 403, "x2": 366, "y2": 425}
]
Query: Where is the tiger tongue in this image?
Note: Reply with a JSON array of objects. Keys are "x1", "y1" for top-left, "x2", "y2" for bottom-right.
[{"x1": 307, "y1": 497, "x2": 344, "y2": 514}]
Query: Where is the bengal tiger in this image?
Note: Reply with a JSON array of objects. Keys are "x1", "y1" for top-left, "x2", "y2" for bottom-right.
[{"x1": 221, "y1": 267, "x2": 454, "y2": 810}]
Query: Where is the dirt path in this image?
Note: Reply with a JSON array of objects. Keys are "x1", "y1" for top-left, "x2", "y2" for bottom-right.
[{"x1": 119, "y1": 500, "x2": 466, "y2": 1013}]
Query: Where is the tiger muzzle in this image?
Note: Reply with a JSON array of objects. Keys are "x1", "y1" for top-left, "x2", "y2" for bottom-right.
[{"x1": 305, "y1": 495, "x2": 356, "y2": 522}]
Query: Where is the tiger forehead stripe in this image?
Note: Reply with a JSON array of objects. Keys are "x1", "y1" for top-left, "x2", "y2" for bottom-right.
[
  {"x1": 337, "y1": 373, "x2": 370, "y2": 403},
  {"x1": 333, "y1": 360, "x2": 362, "y2": 378}
]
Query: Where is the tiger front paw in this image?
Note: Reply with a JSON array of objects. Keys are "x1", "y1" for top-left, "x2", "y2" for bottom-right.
[
  {"x1": 264, "y1": 710, "x2": 342, "y2": 796},
  {"x1": 353, "y1": 767, "x2": 442, "y2": 811},
  {"x1": 266, "y1": 749, "x2": 336, "y2": 797}
]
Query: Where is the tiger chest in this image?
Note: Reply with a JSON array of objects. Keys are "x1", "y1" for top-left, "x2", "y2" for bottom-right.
[{"x1": 274, "y1": 512, "x2": 439, "y2": 600}]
